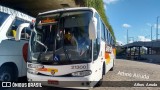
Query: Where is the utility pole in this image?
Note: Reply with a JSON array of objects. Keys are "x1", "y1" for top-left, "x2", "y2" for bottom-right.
[
  {"x1": 127, "y1": 29, "x2": 128, "y2": 44},
  {"x1": 151, "y1": 25, "x2": 153, "y2": 41},
  {"x1": 156, "y1": 16, "x2": 159, "y2": 41}
]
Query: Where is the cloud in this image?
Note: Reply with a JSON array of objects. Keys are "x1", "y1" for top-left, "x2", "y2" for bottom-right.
[
  {"x1": 103, "y1": 0, "x2": 118, "y2": 4},
  {"x1": 128, "y1": 38, "x2": 134, "y2": 43},
  {"x1": 137, "y1": 36, "x2": 151, "y2": 42},
  {"x1": 128, "y1": 40, "x2": 133, "y2": 43},
  {"x1": 104, "y1": 4, "x2": 107, "y2": 9},
  {"x1": 116, "y1": 40, "x2": 124, "y2": 46},
  {"x1": 122, "y1": 24, "x2": 131, "y2": 28},
  {"x1": 103, "y1": 0, "x2": 119, "y2": 9},
  {"x1": 146, "y1": 23, "x2": 151, "y2": 26},
  {"x1": 146, "y1": 23, "x2": 160, "y2": 29},
  {"x1": 153, "y1": 24, "x2": 160, "y2": 29}
]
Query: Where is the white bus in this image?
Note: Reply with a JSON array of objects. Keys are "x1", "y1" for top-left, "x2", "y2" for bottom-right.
[
  {"x1": 27, "y1": 7, "x2": 116, "y2": 89},
  {"x1": 0, "y1": 5, "x2": 34, "y2": 81}
]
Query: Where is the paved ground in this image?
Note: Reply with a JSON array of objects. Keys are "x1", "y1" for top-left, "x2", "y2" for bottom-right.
[{"x1": 3, "y1": 59, "x2": 160, "y2": 90}]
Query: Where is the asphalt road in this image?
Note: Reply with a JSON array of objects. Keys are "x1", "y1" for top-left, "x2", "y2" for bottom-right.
[{"x1": 3, "y1": 59, "x2": 160, "y2": 90}]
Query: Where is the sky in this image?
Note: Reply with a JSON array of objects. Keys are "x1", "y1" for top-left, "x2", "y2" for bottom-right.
[{"x1": 103, "y1": 0, "x2": 160, "y2": 45}]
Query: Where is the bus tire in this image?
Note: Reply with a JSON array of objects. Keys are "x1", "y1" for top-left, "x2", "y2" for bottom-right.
[
  {"x1": 0, "y1": 64, "x2": 18, "y2": 81},
  {"x1": 110, "y1": 59, "x2": 114, "y2": 71}
]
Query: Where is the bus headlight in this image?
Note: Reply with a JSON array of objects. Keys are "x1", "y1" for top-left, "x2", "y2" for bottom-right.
[
  {"x1": 27, "y1": 69, "x2": 38, "y2": 75},
  {"x1": 71, "y1": 70, "x2": 92, "y2": 77},
  {"x1": 28, "y1": 64, "x2": 43, "y2": 68}
]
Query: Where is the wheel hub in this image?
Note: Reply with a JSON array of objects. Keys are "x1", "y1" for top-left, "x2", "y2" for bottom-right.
[{"x1": 0, "y1": 73, "x2": 11, "y2": 81}]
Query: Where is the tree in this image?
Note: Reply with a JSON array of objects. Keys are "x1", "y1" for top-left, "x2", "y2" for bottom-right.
[{"x1": 76, "y1": 0, "x2": 116, "y2": 41}]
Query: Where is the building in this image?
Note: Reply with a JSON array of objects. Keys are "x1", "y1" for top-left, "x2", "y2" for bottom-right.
[{"x1": 123, "y1": 40, "x2": 160, "y2": 63}]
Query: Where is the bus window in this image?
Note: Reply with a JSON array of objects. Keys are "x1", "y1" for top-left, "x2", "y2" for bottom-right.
[
  {"x1": 0, "y1": 12, "x2": 9, "y2": 27},
  {"x1": 101, "y1": 21, "x2": 105, "y2": 40},
  {"x1": 111, "y1": 36, "x2": 113, "y2": 45},
  {"x1": 21, "y1": 27, "x2": 31, "y2": 40},
  {"x1": 108, "y1": 33, "x2": 110, "y2": 45},
  {"x1": 109, "y1": 33, "x2": 111, "y2": 44},
  {"x1": 93, "y1": 13, "x2": 101, "y2": 60},
  {"x1": 7, "y1": 18, "x2": 28, "y2": 38},
  {"x1": 111, "y1": 37, "x2": 114, "y2": 45},
  {"x1": 105, "y1": 28, "x2": 108, "y2": 43}
]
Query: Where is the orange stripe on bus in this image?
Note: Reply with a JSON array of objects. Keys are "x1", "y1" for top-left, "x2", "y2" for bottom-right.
[
  {"x1": 37, "y1": 68, "x2": 58, "y2": 72},
  {"x1": 105, "y1": 52, "x2": 110, "y2": 64}
]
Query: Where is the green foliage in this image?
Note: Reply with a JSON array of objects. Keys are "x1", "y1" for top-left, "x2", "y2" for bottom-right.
[{"x1": 79, "y1": 0, "x2": 116, "y2": 40}]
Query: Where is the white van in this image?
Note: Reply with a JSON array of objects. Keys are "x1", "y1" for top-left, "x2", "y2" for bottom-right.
[{"x1": 0, "y1": 5, "x2": 35, "y2": 81}]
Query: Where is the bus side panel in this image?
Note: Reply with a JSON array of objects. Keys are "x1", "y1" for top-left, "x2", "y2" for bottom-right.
[{"x1": 105, "y1": 44, "x2": 115, "y2": 73}]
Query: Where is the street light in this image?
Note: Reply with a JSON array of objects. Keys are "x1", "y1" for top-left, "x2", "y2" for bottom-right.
[
  {"x1": 126, "y1": 29, "x2": 129, "y2": 44},
  {"x1": 151, "y1": 25, "x2": 153, "y2": 41},
  {"x1": 156, "y1": 16, "x2": 160, "y2": 41}
]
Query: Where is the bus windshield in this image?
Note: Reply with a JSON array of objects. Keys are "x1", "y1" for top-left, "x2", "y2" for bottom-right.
[{"x1": 30, "y1": 10, "x2": 92, "y2": 65}]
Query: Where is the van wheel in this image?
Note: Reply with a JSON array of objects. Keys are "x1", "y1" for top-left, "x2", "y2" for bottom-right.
[{"x1": 0, "y1": 65, "x2": 16, "y2": 81}]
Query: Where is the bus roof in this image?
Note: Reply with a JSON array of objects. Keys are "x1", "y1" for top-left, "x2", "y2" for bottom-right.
[
  {"x1": 0, "y1": 5, "x2": 35, "y2": 22},
  {"x1": 38, "y1": 7, "x2": 97, "y2": 16}
]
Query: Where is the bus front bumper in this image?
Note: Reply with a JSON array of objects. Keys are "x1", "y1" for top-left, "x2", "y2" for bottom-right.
[{"x1": 27, "y1": 73, "x2": 95, "y2": 89}]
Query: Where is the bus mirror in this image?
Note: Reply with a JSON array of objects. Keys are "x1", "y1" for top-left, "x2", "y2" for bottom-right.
[{"x1": 89, "y1": 17, "x2": 97, "y2": 40}]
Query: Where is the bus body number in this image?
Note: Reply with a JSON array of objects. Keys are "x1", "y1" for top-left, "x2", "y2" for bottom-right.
[{"x1": 71, "y1": 65, "x2": 87, "y2": 69}]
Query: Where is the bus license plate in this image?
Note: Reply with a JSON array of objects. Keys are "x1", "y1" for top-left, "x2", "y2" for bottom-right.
[{"x1": 48, "y1": 80, "x2": 59, "y2": 85}]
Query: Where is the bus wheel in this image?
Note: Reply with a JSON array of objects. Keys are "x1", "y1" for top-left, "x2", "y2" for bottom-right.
[{"x1": 0, "y1": 65, "x2": 16, "y2": 81}]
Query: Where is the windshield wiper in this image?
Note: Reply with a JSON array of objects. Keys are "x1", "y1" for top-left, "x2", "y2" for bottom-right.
[
  {"x1": 36, "y1": 40, "x2": 48, "y2": 53},
  {"x1": 36, "y1": 40, "x2": 48, "y2": 63},
  {"x1": 62, "y1": 45, "x2": 72, "y2": 61}
]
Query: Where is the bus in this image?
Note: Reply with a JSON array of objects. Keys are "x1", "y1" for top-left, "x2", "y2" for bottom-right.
[
  {"x1": 27, "y1": 7, "x2": 116, "y2": 89},
  {"x1": 0, "y1": 5, "x2": 34, "y2": 81}
]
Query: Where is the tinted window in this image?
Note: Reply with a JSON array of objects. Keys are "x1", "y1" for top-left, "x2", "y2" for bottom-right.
[
  {"x1": 101, "y1": 21, "x2": 105, "y2": 40},
  {"x1": 105, "y1": 28, "x2": 108, "y2": 43},
  {"x1": 21, "y1": 27, "x2": 31, "y2": 40},
  {"x1": 0, "y1": 12, "x2": 9, "y2": 27},
  {"x1": 111, "y1": 37, "x2": 112, "y2": 45},
  {"x1": 93, "y1": 13, "x2": 101, "y2": 60},
  {"x1": 108, "y1": 33, "x2": 110, "y2": 45},
  {"x1": 7, "y1": 18, "x2": 29, "y2": 38}
]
